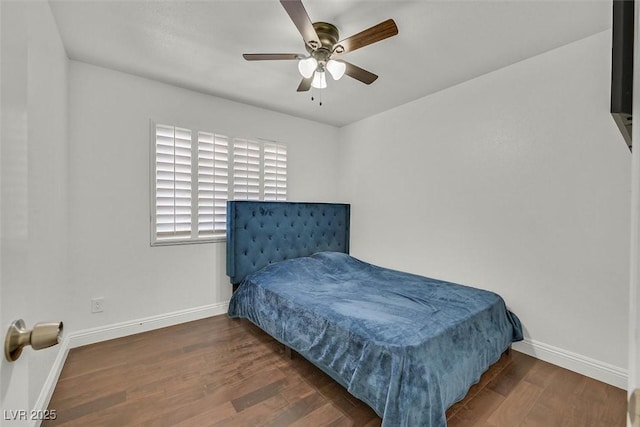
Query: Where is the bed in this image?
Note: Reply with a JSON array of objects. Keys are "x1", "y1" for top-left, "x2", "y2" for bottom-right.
[{"x1": 226, "y1": 201, "x2": 522, "y2": 427}]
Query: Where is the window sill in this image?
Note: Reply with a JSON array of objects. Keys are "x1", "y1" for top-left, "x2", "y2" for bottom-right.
[{"x1": 151, "y1": 236, "x2": 226, "y2": 247}]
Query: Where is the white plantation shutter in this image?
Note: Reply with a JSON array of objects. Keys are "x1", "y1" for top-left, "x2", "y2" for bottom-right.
[
  {"x1": 263, "y1": 142, "x2": 287, "y2": 201},
  {"x1": 151, "y1": 122, "x2": 287, "y2": 245},
  {"x1": 212, "y1": 134, "x2": 230, "y2": 233},
  {"x1": 233, "y1": 138, "x2": 261, "y2": 200},
  {"x1": 197, "y1": 132, "x2": 215, "y2": 237},
  {"x1": 197, "y1": 132, "x2": 229, "y2": 237},
  {"x1": 154, "y1": 124, "x2": 192, "y2": 239}
]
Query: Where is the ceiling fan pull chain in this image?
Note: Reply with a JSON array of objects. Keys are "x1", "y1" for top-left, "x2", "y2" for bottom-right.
[{"x1": 310, "y1": 88, "x2": 322, "y2": 106}]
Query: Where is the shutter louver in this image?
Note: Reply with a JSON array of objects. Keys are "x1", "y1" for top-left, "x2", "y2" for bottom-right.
[
  {"x1": 155, "y1": 124, "x2": 192, "y2": 239},
  {"x1": 233, "y1": 138, "x2": 261, "y2": 200},
  {"x1": 264, "y1": 143, "x2": 287, "y2": 201}
]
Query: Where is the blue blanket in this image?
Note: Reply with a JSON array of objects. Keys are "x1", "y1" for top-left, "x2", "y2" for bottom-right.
[{"x1": 228, "y1": 252, "x2": 522, "y2": 426}]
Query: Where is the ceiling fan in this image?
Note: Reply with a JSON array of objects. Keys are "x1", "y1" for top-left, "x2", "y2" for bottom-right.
[{"x1": 243, "y1": 0, "x2": 398, "y2": 92}]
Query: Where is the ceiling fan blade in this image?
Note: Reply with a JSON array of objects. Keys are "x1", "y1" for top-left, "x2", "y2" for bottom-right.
[
  {"x1": 344, "y1": 62, "x2": 378, "y2": 85},
  {"x1": 243, "y1": 53, "x2": 300, "y2": 61},
  {"x1": 336, "y1": 19, "x2": 398, "y2": 55},
  {"x1": 280, "y1": 0, "x2": 321, "y2": 49},
  {"x1": 297, "y1": 77, "x2": 312, "y2": 92}
]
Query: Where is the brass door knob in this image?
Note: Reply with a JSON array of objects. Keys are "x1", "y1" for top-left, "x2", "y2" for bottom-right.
[{"x1": 4, "y1": 319, "x2": 63, "y2": 362}]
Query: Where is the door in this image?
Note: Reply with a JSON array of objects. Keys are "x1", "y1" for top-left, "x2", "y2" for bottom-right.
[
  {"x1": 630, "y1": 3, "x2": 640, "y2": 425},
  {"x1": 629, "y1": 133, "x2": 640, "y2": 423},
  {"x1": 0, "y1": 1, "x2": 32, "y2": 423}
]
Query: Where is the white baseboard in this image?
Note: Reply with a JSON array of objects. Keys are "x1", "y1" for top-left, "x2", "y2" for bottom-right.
[
  {"x1": 67, "y1": 301, "x2": 230, "y2": 349},
  {"x1": 31, "y1": 301, "x2": 230, "y2": 427},
  {"x1": 30, "y1": 336, "x2": 71, "y2": 427},
  {"x1": 512, "y1": 338, "x2": 627, "y2": 390}
]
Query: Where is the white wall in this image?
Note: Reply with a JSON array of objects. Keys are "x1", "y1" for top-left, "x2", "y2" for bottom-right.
[
  {"x1": 1, "y1": 0, "x2": 69, "y2": 419},
  {"x1": 66, "y1": 61, "x2": 341, "y2": 333},
  {"x1": 338, "y1": 30, "x2": 631, "y2": 379}
]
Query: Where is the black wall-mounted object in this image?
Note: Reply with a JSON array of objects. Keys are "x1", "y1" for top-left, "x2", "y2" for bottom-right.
[{"x1": 611, "y1": 0, "x2": 634, "y2": 151}]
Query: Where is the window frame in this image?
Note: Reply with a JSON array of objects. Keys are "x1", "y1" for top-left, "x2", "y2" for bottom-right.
[{"x1": 149, "y1": 120, "x2": 287, "y2": 246}]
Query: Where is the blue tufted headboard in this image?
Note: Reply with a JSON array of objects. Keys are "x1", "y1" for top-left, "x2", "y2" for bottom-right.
[{"x1": 226, "y1": 201, "x2": 350, "y2": 285}]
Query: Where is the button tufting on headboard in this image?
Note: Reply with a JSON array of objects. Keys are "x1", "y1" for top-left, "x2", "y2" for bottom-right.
[{"x1": 226, "y1": 201, "x2": 350, "y2": 285}]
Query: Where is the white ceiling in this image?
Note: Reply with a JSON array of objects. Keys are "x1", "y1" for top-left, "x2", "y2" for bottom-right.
[{"x1": 49, "y1": 0, "x2": 612, "y2": 127}]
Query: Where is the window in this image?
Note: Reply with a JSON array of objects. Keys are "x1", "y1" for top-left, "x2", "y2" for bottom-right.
[{"x1": 151, "y1": 123, "x2": 287, "y2": 245}]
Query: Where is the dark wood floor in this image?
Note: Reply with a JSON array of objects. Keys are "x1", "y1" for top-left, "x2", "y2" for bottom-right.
[{"x1": 44, "y1": 315, "x2": 627, "y2": 426}]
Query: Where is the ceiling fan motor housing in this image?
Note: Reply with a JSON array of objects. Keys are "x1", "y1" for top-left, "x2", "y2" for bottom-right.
[{"x1": 306, "y1": 22, "x2": 341, "y2": 62}]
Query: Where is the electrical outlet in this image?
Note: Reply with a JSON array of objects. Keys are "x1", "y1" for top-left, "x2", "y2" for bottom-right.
[{"x1": 91, "y1": 298, "x2": 104, "y2": 313}]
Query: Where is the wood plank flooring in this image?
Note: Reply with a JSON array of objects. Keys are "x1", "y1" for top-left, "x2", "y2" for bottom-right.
[{"x1": 44, "y1": 315, "x2": 627, "y2": 426}]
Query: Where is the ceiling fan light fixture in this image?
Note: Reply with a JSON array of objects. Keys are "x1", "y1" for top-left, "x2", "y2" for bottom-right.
[
  {"x1": 298, "y1": 56, "x2": 318, "y2": 79},
  {"x1": 326, "y1": 59, "x2": 346, "y2": 80},
  {"x1": 311, "y1": 70, "x2": 327, "y2": 89}
]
